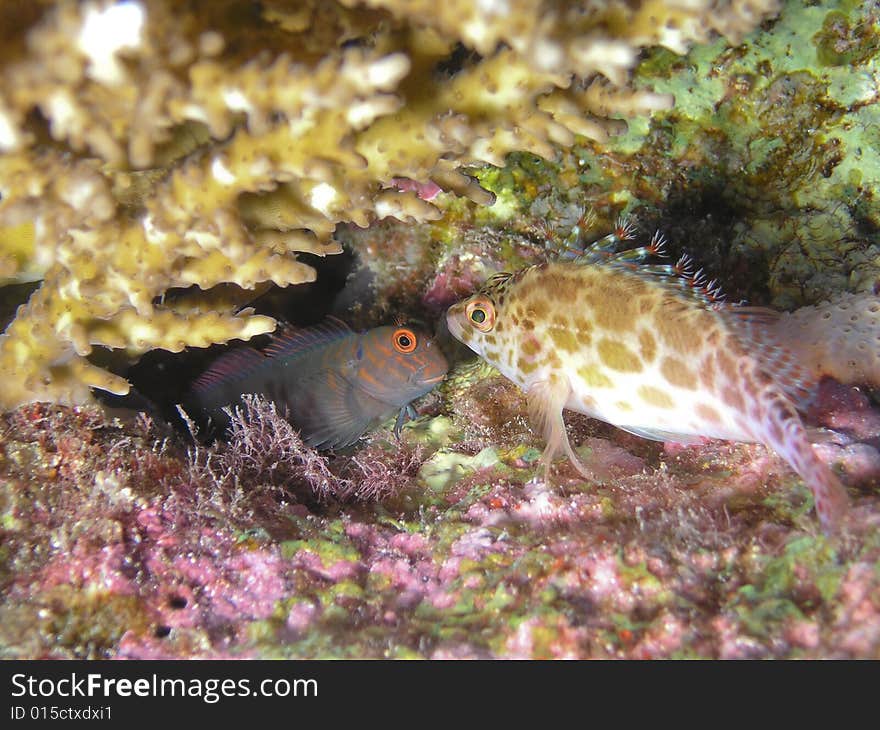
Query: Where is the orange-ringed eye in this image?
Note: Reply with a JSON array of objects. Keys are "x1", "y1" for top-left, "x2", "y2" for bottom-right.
[
  {"x1": 465, "y1": 298, "x2": 495, "y2": 332},
  {"x1": 393, "y1": 328, "x2": 418, "y2": 353}
]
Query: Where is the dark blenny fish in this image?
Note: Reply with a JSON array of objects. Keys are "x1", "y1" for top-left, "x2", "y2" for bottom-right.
[{"x1": 186, "y1": 317, "x2": 448, "y2": 449}]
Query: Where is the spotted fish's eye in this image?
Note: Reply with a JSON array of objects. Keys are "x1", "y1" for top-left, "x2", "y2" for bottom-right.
[
  {"x1": 393, "y1": 328, "x2": 418, "y2": 353},
  {"x1": 466, "y1": 298, "x2": 495, "y2": 332}
]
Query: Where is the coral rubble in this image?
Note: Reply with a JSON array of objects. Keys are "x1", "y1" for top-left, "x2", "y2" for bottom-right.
[{"x1": 0, "y1": 0, "x2": 780, "y2": 408}]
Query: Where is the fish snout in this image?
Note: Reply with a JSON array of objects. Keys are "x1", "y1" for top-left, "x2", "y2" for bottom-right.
[
  {"x1": 445, "y1": 304, "x2": 465, "y2": 342},
  {"x1": 409, "y1": 344, "x2": 448, "y2": 390},
  {"x1": 418, "y1": 353, "x2": 449, "y2": 386},
  {"x1": 421, "y1": 370, "x2": 447, "y2": 385}
]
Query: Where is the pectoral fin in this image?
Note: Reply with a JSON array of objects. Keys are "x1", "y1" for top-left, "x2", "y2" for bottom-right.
[
  {"x1": 288, "y1": 369, "x2": 390, "y2": 450},
  {"x1": 527, "y1": 375, "x2": 591, "y2": 481}
]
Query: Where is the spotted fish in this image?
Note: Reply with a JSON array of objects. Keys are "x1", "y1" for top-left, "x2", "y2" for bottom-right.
[
  {"x1": 447, "y1": 222, "x2": 880, "y2": 530},
  {"x1": 186, "y1": 317, "x2": 448, "y2": 449}
]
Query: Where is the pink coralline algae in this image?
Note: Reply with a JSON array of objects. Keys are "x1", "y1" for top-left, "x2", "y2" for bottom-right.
[{"x1": 1, "y1": 368, "x2": 880, "y2": 659}]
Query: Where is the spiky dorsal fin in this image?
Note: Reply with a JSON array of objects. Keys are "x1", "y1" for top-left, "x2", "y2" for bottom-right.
[
  {"x1": 481, "y1": 271, "x2": 514, "y2": 295},
  {"x1": 189, "y1": 346, "x2": 268, "y2": 393},
  {"x1": 263, "y1": 315, "x2": 353, "y2": 358},
  {"x1": 190, "y1": 317, "x2": 355, "y2": 395}
]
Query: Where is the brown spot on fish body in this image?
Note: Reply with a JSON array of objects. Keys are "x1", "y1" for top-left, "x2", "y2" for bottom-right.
[
  {"x1": 555, "y1": 274, "x2": 583, "y2": 301},
  {"x1": 638, "y1": 330, "x2": 657, "y2": 363},
  {"x1": 660, "y1": 356, "x2": 697, "y2": 390},
  {"x1": 549, "y1": 327, "x2": 579, "y2": 352},
  {"x1": 517, "y1": 356, "x2": 539, "y2": 375},
  {"x1": 653, "y1": 308, "x2": 700, "y2": 355},
  {"x1": 695, "y1": 403, "x2": 722, "y2": 423},
  {"x1": 699, "y1": 354, "x2": 716, "y2": 389},
  {"x1": 597, "y1": 338, "x2": 643, "y2": 372},
  {"x1": 589, "y1": 287, "x2": 637, "y2": 331},
  {"x1": 716, "y1": 352, "x2": 738, "y2": 382},
  {"x1": 528, "y1": 300, "x2": 549, "y2": 318},
  {"x1": 638, "y1": 297, "x2": 655, "y2": 315},
  {"x1": 581, "y1": 394, "x2": 598, "y2": 410},
  {"x1": 637, "y1": 385, "x2": 675, "y2": 409},
  {"x1": 569, "y1": 316, "x2": 593, "y2": 346},
  {"x1": 521, "y1": 336, "x2": 542, "y2": 357},
  {"x1": 721, "y1": 385, "x2": 745, "y2": 411},
  {"x1": 577, "y1": 364, "x2": 613, "y2": 388}
]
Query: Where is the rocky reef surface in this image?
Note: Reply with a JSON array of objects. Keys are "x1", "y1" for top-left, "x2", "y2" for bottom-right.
[{"x1": 2, "y1": 0, "x2": 880, "y2": 658}]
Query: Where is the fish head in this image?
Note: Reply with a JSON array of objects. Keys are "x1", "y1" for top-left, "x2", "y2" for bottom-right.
[
  {"x1": 446, "y1": 271, "x2": 513, "y2": 360},
  {"x1": 356, "y1": 324, "x2": 449, "y2": 404}
]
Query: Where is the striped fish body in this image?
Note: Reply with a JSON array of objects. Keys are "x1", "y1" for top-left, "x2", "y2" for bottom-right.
[
  {"x1": 447, "y1": 258, "x2": 879, "y2": 530},
  {"x1": 186, "y1": 318, "x2": 448, "y2": 449}
]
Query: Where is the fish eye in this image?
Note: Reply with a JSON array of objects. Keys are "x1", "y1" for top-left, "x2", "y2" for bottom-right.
[
  {"x1": 465, "y1": 298, "x2": 495, "y2": 332},
  {"x1": 393, "y1": 328, "x2": 418, "y2": 353}
]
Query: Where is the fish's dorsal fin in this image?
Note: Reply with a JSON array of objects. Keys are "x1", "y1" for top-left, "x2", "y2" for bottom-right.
[
  {"x1": 189, "y1": 316, "x2": 354, "y2": 396},
  {"x1": 558, "y1": 220, "x2": 735, "y2": 310},
  {"x1": 189, "y1": 346, "x2": 268, "y2": 393},
  {"x1": 263, "y1": 316, "x2": 354, "y2": 359}
]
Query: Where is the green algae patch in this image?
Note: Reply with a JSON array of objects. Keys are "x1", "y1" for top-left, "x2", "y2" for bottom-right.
[
  {"x1": 503, "y1": 444, "x2": 542, "y2": 465},
  {"x1": 419, "y1": 447, "x2": 503, "y2": 492},
  {"x1": 569, "y1": 0, "x2": 880, "y2": 307},
  {"x1": 814, "y1": 8, "x2": 880, "y2": 67},
  {"x1": 323, "y1": 580, "x2": 365, "y2": 605},
  {"x1": 619, "y1": 557, "x2": 670, "y2": 603},
  {"x1": 761, "y1": 481, "x2": 813, "y2": 522},
  {"x1": 280, "y1": 537, "x2": 361, "y2": 566},
  {"x1": 2, "y1": 589, "x2": 155, "y2": 660},
  {"x1": 729, "y1": 534, "x2": 845, "y2": 640},
  {"x1": 402, "y1": 415, "x2": 455, "y2": 450}
]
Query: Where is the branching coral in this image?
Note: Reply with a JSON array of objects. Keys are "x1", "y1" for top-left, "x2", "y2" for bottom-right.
[{"x1": 0, "y1": 0, "x2": 781, "y2": 408}]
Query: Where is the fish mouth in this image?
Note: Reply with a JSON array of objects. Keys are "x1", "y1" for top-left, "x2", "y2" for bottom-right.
[
  {"x1": 422, "y1": 372, "x2": 446, "y2": 385},
  {"x1": 445, "y1": 308, "x2": 463, "y2": 341}
]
